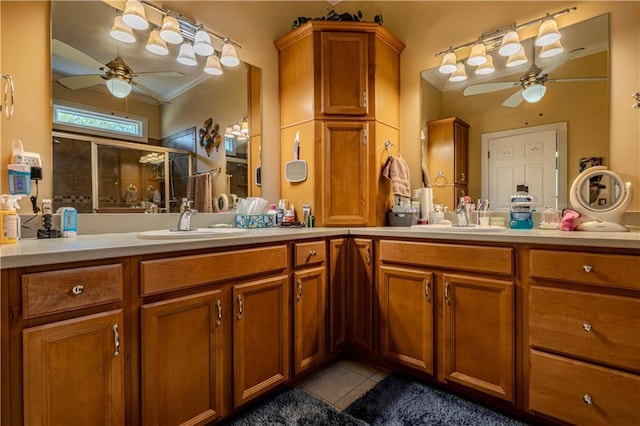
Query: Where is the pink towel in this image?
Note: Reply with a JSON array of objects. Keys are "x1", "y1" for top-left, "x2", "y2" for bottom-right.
[{"x1": 382, "y1": 155, "x2": 411, "y2": 198}]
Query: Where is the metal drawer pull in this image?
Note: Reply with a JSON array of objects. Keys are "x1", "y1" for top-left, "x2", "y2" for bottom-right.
[
  {"x1": 582, "y1": 264, "x2": 593, "y2": 273},
  {"x1": 216, "y1": 299, "x2": 222, "y2": 327},
  {"x1": 71, "y1": 284, "x2": 84, "y2": 295},
  {"x1": 425, "y1": 279, "x2": 431, "y2": 303},
  {"x1": 236, "y1": 295, "x2": 243, "y2": 320},
  {"x1": 309, "y1": 250, "x2": 317, "y2": 257},
  {"x1": 583, "y1": 394, "x2": 593, "y2": 405},
  {"x1": 362, "y1": 91, "x2": 368, "y2": 108},
  {"x1": 444, "y1": 282, "x2": 451, "y2": 305},
  {"x1": 112, "y1": 324, "x2": 120, "y2": 357},
  {"x1": 297, "y1": 279, "x2": 303, "y2": 301},
  {"x1": 365, "y1": 246, "x2": 371, "y2": 265},
  {"x1": 582, "y1": 323, "x2": 593, "y2": 332}
]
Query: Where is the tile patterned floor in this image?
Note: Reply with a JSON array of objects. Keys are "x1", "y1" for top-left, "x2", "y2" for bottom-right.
[{"x1": 296, "y1": 360, "x2": 388, "y2": 411}]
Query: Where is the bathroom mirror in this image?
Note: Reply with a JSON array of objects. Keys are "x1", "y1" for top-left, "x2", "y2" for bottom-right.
[
  {"x1": 421, "y1": 14, "x2": 609, "y2": 207},
  {"x1": 50, "y1": 0, "x2": 260, "y2": 212},
  {"x1": 569, "y1": 166, "x2": 632, "y2": 231}
]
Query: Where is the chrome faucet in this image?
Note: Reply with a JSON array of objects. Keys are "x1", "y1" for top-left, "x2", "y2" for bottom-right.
[{"x1": 175, "y1": 199, "x2": 197, "y2": 231}]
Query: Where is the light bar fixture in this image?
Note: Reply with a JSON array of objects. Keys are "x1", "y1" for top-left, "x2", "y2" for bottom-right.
[
  {"x1": 435, "y1": 7, "x2": 575, "y2": 79},
  {"x1": 108, "y1": 0, "x2": 242, "y2": 79}
]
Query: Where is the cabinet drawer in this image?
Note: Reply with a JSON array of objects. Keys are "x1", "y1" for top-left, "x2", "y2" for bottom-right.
[
  {"x1": 141, "y1": 245, "x2": 288, "y2": 295},
  {"x1": 529, "y1": 350, "x2": 640, "y2": 426},
  {"x1": 529, "y1": 249, "x2": 639, "y2": 290},
  {"x1": 530, "y1": 285, "x2": 640, "y2": 372},
  {"x1": 379, "y1": 240, "x2": 513, "y2": 275},
  {"x1": 294, "y1": 241, "x2": 326, "y2": 268},
  {"x1": 22, "y1": 264, "x2": 123, "y2": 319}
]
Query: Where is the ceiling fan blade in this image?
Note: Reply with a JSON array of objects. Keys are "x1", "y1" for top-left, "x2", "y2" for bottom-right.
[
  {"x1": 502, "y1": 89, "x2": 525, "y2": 108},
  {"x1": 134, "y1": 71, "x2": 185, "y2": 78},
  {"x1": 57, "y1": 74, "x2": 104, "y2": 90},
  {"x1": 52, "y1": 39, "x2": 105, "y2": 71},
  {"x1": 463, "y1": 81, "x2": 520, "y2": 96},
  {"x1": 547, "y1": 77, "x2": 608, "y2": 83},
  {"x1": 131, "y1": 81, "x2": 171, "y2": 104},
  {"x1": 540, "y1": 47, "x2": 585, "y2": 76}
]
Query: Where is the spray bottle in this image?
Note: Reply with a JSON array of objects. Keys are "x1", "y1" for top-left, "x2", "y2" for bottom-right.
[{"x1": 1, "y1": 195, "x2": 22, "y2": 244}]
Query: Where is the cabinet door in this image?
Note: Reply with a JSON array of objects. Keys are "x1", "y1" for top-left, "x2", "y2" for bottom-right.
[
  {"x1": 294, "y1": 266, "x2": 327, "y2": 375},
  {"x1": 443, "y1": 274, "x2": 514, "y2": 401},
  {"x1": 23, "y1": 310, "x2": 124, "y2": 426},
  {"x1": 348, "y1": 238, "x2": 374, "y2": 353},
  {"x1": 233, "y1": 275, "x2": 290, "y2": 408},
  {"x1": 320, "y1": 31, "x2": 368, "y2": 116},
  {"x1": 141, "y1": 290, "x2": 225, "y2": 425},
  {"x1": 329, "y1": 238, "x2": 348, "y2": 354},
  {"x1": 320, "y1": 121, "x2": 372, "y2": 226},
  {"x1": 379, "y1": 266, "x2": 434, "y2": 374},
  {"x1": 454, "y1": 120, "x2": 469, "y2": 185}
]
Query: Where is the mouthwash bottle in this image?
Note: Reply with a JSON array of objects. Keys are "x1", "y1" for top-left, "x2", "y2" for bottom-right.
[{"x1": 509, "y1": 185, "x2": 535, "y2": 229}]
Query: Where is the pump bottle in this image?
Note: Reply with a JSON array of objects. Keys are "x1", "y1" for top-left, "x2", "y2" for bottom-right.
[{"x1": 1, "y1": 195, "x2": 21, "y2": 244}]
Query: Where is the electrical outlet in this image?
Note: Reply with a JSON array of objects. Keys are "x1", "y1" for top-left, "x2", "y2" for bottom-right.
[{"x1": 13, "y1": 151, "x2": 42, "y2": 167}]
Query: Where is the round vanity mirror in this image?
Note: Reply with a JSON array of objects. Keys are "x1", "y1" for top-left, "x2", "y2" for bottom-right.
[{"x1": 569, "y1": 166, "x2": 633, "y2": 231}]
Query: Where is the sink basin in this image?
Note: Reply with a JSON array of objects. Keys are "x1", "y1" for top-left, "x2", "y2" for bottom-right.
[
  {"x1": 137, "y1": 228, "x2": 249, "y2": 240},
  {"x1": 410, "y1": 224, "x2": 507, "y2": 233}
]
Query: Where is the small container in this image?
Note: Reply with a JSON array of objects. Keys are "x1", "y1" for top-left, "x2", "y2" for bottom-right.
[
  {"x1": 387, "y1": 211, "x2": 417, "y2": 227},
  {"x1": 540, "y1": 207, "x2": 561, "y2": 229},
  {"x1": 57, "y1": 207, "x2": 78, "y2": 237}
]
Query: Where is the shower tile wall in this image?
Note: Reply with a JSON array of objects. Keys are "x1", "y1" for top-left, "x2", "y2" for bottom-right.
[
  {"x1": 52, "y1": 138, "x2": 92, "y2": 213},
  {"x1": 162, "y1": 127, "x2": 196, "y2": 212}
]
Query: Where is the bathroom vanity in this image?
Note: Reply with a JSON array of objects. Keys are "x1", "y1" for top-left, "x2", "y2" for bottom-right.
[{"x1": 1, "y1": 227, "x2": 638, "y2": 425}]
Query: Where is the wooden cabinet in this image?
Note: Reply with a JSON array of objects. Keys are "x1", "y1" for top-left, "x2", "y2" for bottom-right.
[
  {"x1": 378, "y1": 265, "x2": 433, "y2": 374},
  {"x1": 442, "y1": 274, "x2": 514, "y2": 401},
  {"x1": 23, "y1": 310, "x2": 125, "y2": 426},
  {"x1": 427, "y1": 117, "x2": 470, "y2": 210},
  {"x1": 275, "y1": 21, "x2": 404, "y2": 226},
  {"x1": 233, "y1": 275, "x2": 290, "y2": 408},
  {"x1": 526, "y1": 248, "x2": 640, "y2": 425},
  {"x1": 348, "y1": 238, "x2": 374, "y2": 354},
  {"x1": 293, "y1": 241, "x2": 327, "y2": 375},
  {"x1": 328, "y1": 238, "x2": 348, "y2": 354},
  {"x1": 378, "y1": 240, "x2": 515, "y2": 402},
  {"x1": 141, "y1": 290, "x2": 225, "y2": 425}
]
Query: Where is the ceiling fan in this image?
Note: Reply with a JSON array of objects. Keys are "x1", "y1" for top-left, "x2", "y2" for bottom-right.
[
  {"x1": 53, "y1": 39, "x2": 184, "y2": 103},
  {"x1": 463, "y1": 46, "x2": 606, "y2": 107}
]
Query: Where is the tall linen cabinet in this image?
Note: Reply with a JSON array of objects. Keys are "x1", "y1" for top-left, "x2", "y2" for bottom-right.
[{"x1": 275, "y1": 22, "x2": 405, "y2": 226}]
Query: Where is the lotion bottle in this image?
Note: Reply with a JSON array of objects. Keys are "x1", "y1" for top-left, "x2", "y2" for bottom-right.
[{"x1": 1, "y1": 195, "x2": 20, "y2": 244}]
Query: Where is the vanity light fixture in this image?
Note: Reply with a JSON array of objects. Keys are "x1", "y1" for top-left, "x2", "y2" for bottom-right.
[
  {"x1": 521, "y1": 82, "x2": 546, "y2": 103},
  {"x1": 177, "y1": 43, "x2": 198, "y2": 66},
  {"x1": 539, "y1": 39, "x2": 564, "y2": 58},
  {"x1": 110, "y1": 15, "x2": 136, "y2": 44},
  {"x1": 536, "y1": 18, "x2": 561, "y2": 47},
  {"x1": 241, "y1": 119, "x2": 249, "y2": 135},
  {"x1": 435, "y1": 7, "x2": 575, "y2": 77},
  {"x1": 506, "y1": 49, "x2": 528, "y2": 67},
  {"x1": 475, "y1": 54, "x2": 495, "y2": 75},
  {"x1": 224, "y1": 127, "x2": 235, "y2": 138},
  {"x1": 122, "y1": 0, "x2": 149, "y2": 30},
  {"x1": 107, "y1": 0, "x2": 242, "y2": 78},
  {"x1": 449, "y1": 62, "x2": 468, "y2": 82}
]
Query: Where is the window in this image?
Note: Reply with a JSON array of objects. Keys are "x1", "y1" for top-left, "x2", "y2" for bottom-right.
[{"x1": 53, "y1": 102, "x2": 147, "y2": 142}]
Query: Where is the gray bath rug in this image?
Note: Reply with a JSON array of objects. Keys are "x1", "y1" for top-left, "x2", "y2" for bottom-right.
[
  {"x1": 222, "y1": 387, "x2": 367, "y2": 425},
  {"x1": 344, "y1": 374, "x2": 528, "y2": 425}
]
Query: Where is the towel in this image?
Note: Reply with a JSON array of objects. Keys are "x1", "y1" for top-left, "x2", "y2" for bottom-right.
[
  {"x1": 382, "y1": 155, "x2": 411, "y2": 198},
  {"x1": 188, "y1": 174, "x2": 214, "y2": 213}
]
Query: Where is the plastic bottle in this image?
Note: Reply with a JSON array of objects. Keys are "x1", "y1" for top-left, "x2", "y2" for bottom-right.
[
  {"x1": 1, "y1": 195, "x2": 21, "y2": 244},
  {"x1": 509, "y1": 185, "x2": 535, "y2": 229}
]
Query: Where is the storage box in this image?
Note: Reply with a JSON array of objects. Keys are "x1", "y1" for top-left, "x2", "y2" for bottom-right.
[
  {"x1": 235, "y1": 214, "x2": 275, "y2": 229},
  {"x1": 387, "y1": 211, "x2": 418, "y2": 227}
]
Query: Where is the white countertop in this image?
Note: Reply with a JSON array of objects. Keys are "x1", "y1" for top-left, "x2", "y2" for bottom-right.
[{"x1": 1, "y1": 226, "x2": 638, "y2": 269}]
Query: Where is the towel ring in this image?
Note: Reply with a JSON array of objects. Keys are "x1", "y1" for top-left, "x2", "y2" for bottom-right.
[
  {"x1": 384, "y1": 140, "x2": 401, "y2": 158},
  {"x1": 432, "y1": 171, "x2": 447, "y2": 187}
]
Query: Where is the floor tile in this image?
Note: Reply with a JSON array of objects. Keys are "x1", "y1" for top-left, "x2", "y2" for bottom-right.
[
  {"x1": 334, "y1": 359, "x2": 378, "y2": 378},
  {"x1": 334, "y1": 378, "x2": 378, "y2": 411},
  {"x1": 297, "y1": 364, "x2": 369, "y2": 404},
  {"x1": 370, "y1": 369, "x2": 389, "y2": 382}
]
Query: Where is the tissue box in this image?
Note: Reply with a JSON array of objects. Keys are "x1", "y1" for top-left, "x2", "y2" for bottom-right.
[{"x1": 235, "y1": 214, "x2": 275, "y2": 229}]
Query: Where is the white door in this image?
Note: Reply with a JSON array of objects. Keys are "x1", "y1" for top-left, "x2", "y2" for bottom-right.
[{"x1": 482, "y1": 123, "x2": 567, "y2": 211}]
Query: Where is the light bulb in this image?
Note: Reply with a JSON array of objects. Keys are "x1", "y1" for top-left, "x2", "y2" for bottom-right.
[
  {"x1": 105, "y1": 77, "x2": 132, "y2": 98},
  {"x1": 122, "y1": 0, "x2": 148, "y2": 30},
  {"x1": 522, "y1": 83, "x2": 547, "y2": 103}
]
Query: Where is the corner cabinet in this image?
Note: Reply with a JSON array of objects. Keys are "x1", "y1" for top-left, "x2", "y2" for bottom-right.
[{"x1": 275, "y1": 21, "x2": 405, "y2": 226}]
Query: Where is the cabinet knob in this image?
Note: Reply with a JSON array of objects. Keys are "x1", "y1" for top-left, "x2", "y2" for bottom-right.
[
  {"x1": 582, "y1": 264, "x2": 593, "y2": 273},
  {"x1": 583, "y1": 393, "x2": 593, "y2": 405},
  {"x1": 582, "y1": 323, "x2": 593, "y2": 332},
  {"x1": 71, "y1": 284, "x2": 84, "y2": 295},
  {"x1": 309, "y1": 250, "x2": 316, "y2": 257}
]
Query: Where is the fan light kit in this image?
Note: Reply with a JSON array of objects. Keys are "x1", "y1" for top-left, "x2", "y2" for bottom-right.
[
  {"x1": 107, "y1": 0, "x2": 241, "y2": 97},
  {"x1": 435, "y1": 7, "x2": 575, "y2": 87}
]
